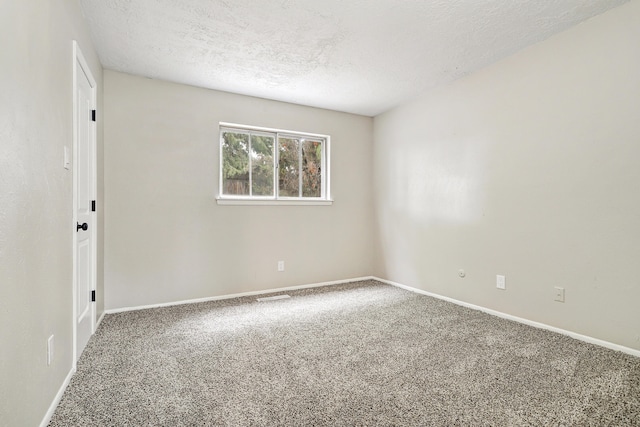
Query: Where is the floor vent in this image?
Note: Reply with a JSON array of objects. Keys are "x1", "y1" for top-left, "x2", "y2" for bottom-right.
[{"x1": 257, "y1": 295, "x2": 291, "y2": 302}]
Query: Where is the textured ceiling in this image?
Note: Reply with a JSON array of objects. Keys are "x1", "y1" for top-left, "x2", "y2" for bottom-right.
[{"x1": 79, "y1": 0, "x2": 628, "y2": 116}]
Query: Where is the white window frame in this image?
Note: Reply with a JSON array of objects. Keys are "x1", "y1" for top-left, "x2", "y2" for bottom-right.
[{"x1": 217, "y1": 122, "x2": 332, "y2": 206}]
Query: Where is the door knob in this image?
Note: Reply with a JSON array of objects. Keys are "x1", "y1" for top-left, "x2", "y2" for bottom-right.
[{"x1": 77, "y1": 222, "x2": 88, "y2": 232}]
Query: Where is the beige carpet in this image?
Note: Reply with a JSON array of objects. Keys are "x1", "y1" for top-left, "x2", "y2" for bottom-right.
[{"x1": 50, "y1": 280, "x2": 640, "y2": 426}]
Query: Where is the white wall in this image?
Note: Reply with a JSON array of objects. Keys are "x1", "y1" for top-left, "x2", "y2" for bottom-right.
[
  {"x1": 104, "y1": 71, "x2": 374, "y2": 310},
  {"x1": 0, "y1": 0, "x2": 103, "y2": 425},
  {"x1": 373, "y1": 0, "x2": 640, "y2": 351}
]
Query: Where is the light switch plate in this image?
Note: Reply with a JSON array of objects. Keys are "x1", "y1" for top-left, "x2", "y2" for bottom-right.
[
  {"x1": 47, "y1": 335, "x2": 54, "y2": 366},
  {"x1": 63, "y1": 146, "x2": 71, "y2": 170}
]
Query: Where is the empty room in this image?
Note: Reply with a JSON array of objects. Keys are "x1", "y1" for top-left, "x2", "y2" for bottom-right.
[{"x1": 2, "y1": 0, "x2": 640, "y2": 425}]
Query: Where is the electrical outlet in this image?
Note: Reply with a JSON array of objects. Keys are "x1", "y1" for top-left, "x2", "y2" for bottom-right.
[
  {"x1": 277, "y1": 261, "x2": 285, "y2": 272},
  {"x1": 496, "y1": 275, "x2": 506, "y2": 290},
  {"x1": 554, "y1": 286, "x2": 565, "y2": 303},
  {"x1": 47, "y1": 335, "x2": 54, "y2": 366}
]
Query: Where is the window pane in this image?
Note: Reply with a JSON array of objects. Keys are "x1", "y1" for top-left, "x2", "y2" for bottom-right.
[
  {"x1": 251, "y1": 134, "x2": 274, "y2": 196},
  {"x1": 222, "y1": 132, "x2": 249, "y2": 195},
  {"x1": 278, "y1": 137, "x2": 300, "y2": 197},
  {"x1": 302, "y1": 139, "x2": 322, "y2": 197}
]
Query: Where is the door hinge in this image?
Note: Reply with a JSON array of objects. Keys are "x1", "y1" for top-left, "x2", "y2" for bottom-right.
[
  {"x1": 91, "y1": 200, "x2": 96, "y2": 212},
  {"x1": 91, "y1": 290, "x2": 96, "y2": 302},
  {"x1": 91, "y1": 110, "x2": 96, "y2": 122}
]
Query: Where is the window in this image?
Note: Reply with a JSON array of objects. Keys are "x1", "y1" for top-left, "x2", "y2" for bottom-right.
[{"x1": 218, "y1": 123, "x2": 331, "y2": 205}]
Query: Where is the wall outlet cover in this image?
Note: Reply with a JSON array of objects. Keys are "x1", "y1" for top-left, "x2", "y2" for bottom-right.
[{"x1": 554, "y1": 286, "x2": 565, "y2": 303}]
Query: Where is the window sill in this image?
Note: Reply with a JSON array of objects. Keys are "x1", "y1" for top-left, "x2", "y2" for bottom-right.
[{"x1": 216, "y1": 198, "x2": 333, "y2": 206}]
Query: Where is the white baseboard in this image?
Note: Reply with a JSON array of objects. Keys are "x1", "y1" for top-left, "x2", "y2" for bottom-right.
[
  {"x1": 39, "y1": 366, "x2": 76, "y2": 427},
  {"x1": 105, "y1": 276, "x2": 375, "y2": 314},
  {"x1": 96, "y1": 310, "x2": 106, "y2": 329},
  {"x1": 374, "y1": 276, "x2": 640, "y2": 358}
]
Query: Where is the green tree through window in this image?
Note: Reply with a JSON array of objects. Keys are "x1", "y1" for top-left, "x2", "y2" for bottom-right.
[{"x1": 220, "y1": 125, "x2": 328, "y2": 200}]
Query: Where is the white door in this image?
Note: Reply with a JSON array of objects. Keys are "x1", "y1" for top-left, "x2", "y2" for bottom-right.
[{"x1": 74, "y1": 42, "x2": 96, "y2": 361}]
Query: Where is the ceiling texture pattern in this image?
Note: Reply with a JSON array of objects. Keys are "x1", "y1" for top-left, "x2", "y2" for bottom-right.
[{"x1": 79, "y1": 0, "x2": 629, "y2": 116}]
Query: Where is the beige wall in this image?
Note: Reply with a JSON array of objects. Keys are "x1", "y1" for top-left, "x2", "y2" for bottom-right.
[
  {"x1": 373, "y1": 1, "x2": 640, "y2": 350},
  {"x1": 0, "y1": 0, "x2": 103, "y2": 425},
  {"x1": 104, "y1": 71, "x2": 374, "y2": 310}
]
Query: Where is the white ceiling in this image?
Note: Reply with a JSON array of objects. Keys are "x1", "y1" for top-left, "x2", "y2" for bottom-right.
[{"x1": 79, "y1": 0, "x2": 628, "y2": 116}]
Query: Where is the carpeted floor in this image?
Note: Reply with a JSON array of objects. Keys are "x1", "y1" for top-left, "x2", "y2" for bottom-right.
[{"x1": 50, "y1": 280, "x2": 640, "y2": 426}]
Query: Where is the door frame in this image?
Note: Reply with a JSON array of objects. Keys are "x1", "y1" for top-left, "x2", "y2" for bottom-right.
[{"x1": 72, "y1": 40, "x2": 97, "y2": 366}]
